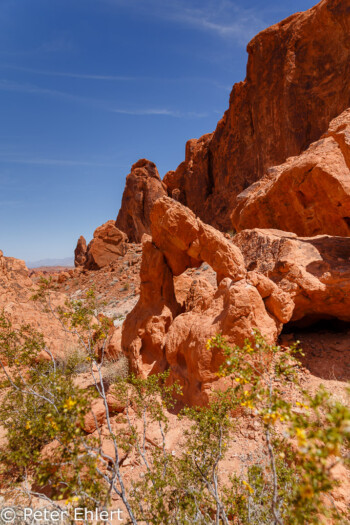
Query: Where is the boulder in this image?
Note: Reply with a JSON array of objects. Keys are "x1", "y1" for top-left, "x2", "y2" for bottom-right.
[
  {"x1": 57, "y1": 271, "x2": 70, "y2": 284},
  {"x1": 83, "y1": 399, "x2": 107, "y2": 434},
  {"x1": 106, "y1": 385, "x2": 127, "y2": 414},
  {"x1": 74, "y1": 236, "x2": 87, "y2": 267},
  {"x1": 85, "y1": 221, "x2": 128, "y2": 270},
  {"x1": 106, "y1": 393, "x2": 126, "y2": 414},
  {"x1": 105, "y1": 326, "x2": 122, "y2": 361},
  {"x1": 116, "y1": 159, "x2": 167, "y2": 242},
  {"x1": 234, "y1": 228, "x2": 350, "y2": 323},
  {"x1": 163, "y1": 0, "x2": 350, "y2": 230},
  {"x1": 232, "y1": 108, "x2": 350, "y2": 236}
]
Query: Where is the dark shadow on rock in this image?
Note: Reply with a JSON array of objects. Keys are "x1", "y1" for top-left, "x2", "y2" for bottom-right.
[{"x1": 280, "y1": 319, "x2": 350, "y2": 381}]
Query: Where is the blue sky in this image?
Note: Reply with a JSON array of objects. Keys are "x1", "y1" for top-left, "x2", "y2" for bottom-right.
[{"x1": 0, "y1": 0, "x2": 316, "y2": 262}]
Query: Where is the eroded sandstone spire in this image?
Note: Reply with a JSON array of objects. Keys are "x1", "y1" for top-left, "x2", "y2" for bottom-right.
[{"x1": 116, "y1": 159, "x2": 167, "y2": 242}]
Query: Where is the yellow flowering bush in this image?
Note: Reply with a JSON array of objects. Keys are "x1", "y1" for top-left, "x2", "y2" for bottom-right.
[{"x1": 1, "y1": 286, "x2": 349, "y2": 525}]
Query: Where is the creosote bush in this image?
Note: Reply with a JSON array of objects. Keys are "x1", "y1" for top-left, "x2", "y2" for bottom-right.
[{"x1": 0, "y1": 284, "x2": 349, "y2": 524}]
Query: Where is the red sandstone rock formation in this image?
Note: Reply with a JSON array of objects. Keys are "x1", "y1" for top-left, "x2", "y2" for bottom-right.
[
  {"x1": 83, "y1": 399, "x2": 107, "y2": 434},
  {"x1": 234, "y1": 228, "x2": 350, "y2": 323},
  {"x1": 74, "y1": 235, "x2": 87, "y2": 267},
  {"x1": 150, "y1": 197, "x2": 246, "y2": 283},
  {"x1": 0, "y1": 249, "x2": 33, "y2": 289},
  {"x1": 163, "y1": 134, "x2": 213, "y2": 209},
  {"x1": 165, "y1": 274, "x2": 292, "y2": 406},
  {"x1": 232, "y1": 108, "x2": 350, "y2": 236},
  {"x1": 85, "y1": 220, "x2": 128, "y2": 270},
  {"x1": 116, "y1": 159, "x2": 167, "y2": 242},
  {"x1": 122, "y1": 235, "x2": 181, "y2": 378},
  {"x1": 164, "y1": 0, "x2": 350, "y2": 231},
  {"x1": 0, "y1": 250, "x2": 76, "y2": 355},
  {"x1": 122, "y1": 199, "x2": 293, "y2": 405}
]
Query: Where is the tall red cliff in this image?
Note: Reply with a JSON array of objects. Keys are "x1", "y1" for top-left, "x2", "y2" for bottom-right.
[{"x1": 164, "y1": 0, "x2": 350, "y2": 231}]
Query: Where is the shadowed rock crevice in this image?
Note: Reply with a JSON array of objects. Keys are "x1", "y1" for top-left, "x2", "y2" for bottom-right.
[
  {"x1": 281, "y1": 320, "x2": 350, "y2": 382},
  {"x1": 282, "y1": 317, "x2": 350, "y2": 332}
]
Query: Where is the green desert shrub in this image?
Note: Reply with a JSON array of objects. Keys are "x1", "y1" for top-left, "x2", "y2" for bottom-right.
[{"x1": 0, "y1": 287, "x2": 349, "y2": 525}]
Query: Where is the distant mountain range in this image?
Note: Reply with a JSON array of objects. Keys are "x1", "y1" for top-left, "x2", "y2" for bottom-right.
[{"x1": 26, "y1": 257, "x2": 74, "y2": 268}]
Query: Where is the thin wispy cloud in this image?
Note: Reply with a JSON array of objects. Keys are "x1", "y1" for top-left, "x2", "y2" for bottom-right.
[
  {"x1": 163, "y1": 2, "x2": 264, "y2": 43},
  {"x1": 0, "y1": 156, "x2": 125, "y2": 168},
  {"x1": 0, "y1": 65, "x2": 231, "y2": 91},
  {"x1": 104, "y1": 0, "x2": 265, "y2": 45},
  {"x1": 0, "y1": 79, "x2": 209, "y2": 118},
  {"x1": 1, "y1": 65, "x2": 139, "y2": 82},
  {"x1": 0, "y1": 79, "x2": 81, "y2": 101},
  {"x1": 111, "y1": 107, "x2": 208, "y2": 117}
]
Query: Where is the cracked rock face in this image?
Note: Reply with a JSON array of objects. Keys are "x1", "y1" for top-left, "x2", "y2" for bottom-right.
[{"x1": 232, "y1": 108, "x2": 350, "y2": 236}]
